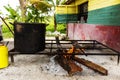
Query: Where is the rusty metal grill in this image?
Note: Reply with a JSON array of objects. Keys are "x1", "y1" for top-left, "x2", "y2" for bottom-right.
[{"x1": 7, "y1": 39, "x2": 120, "y2": 64}]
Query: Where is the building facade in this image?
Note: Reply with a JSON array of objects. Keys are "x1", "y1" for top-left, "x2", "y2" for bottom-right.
[{"x1": 56, "y1": 0, "x2": 120, "y2": 52}]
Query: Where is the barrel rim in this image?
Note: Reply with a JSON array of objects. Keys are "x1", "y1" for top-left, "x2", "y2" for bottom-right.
[{"x1": 14, "y1": 22, "x2": 46, "y2": 25}]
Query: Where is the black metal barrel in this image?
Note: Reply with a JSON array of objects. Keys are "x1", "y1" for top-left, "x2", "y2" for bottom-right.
[{"x1": 14, "y1": 22, "x2": 46, "y2": 53}]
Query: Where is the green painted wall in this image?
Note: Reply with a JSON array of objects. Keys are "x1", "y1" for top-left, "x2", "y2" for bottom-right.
[
  {"x1": 87, "y1": 4, "x2": 120, "y2": 26},
  {"x1": 55, "y1": 14, "x2": 78, "y2": 23}
]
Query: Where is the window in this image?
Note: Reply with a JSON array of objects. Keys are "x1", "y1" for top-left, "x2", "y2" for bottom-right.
[{"x1": 78, "y1": 2, "x2": 88, "y2": 23}]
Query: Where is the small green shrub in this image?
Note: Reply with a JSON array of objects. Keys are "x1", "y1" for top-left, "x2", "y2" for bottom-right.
[
  {"x1": 46, "y1": 24, "x2": 54, "y2": 32},
  {"x1": 46, "y1": 23, "x2": 66, "y2": 33},
  {"x1": 57, "y1": 24, "x2": 66, "y2": 33}
]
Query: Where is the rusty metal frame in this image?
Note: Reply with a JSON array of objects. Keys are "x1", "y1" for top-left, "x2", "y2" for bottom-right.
[{"x1": 8, "y1": 40, "x2": 120, "y2": 64}]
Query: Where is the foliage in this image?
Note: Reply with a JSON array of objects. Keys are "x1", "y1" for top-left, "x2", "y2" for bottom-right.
[
  {"x1": 24, "y1": 0, "x2": 52, "y2": 22},
  {"x1": 4, "y1": 5, "x2": 20, "y2": 21},
  {"x1": 45, "y1": 0, "x2": 67, "y2": 31},
  {"x1": 46, "y1": 24, "x2": 54, "y2": 32},
  {"x1": 4, "y1": 1, "x2": 52, "y2": 23},
  {"x1": 2, "y1": 22, "x2": 13, "y2": 33},
  {"x1": 25, "y1": 5, "x2": 51, "y2": 23},
  {"x1": 46, "y1": 16, "x2": 54, "y2": 32},
  {"x1": 30, "y1": 0, "x2": 52, "y2": 13},
  {"x1": 25, "y1": 5, "x2": 41, "y2": 22},
  {"x1": 44, "y1": 16, "x2": 66, "y2": 33},
  {"x1": 57, "y1": 24, "x2": 66, "y2": 33},
  {"x1": 2, "y1": 32, "x2": 13, "y2": 38},
  {"x1": 2, "y1": 20, "x2": 14, "y2": 38},
  {"x1": 46, "y1": 0, "x2": 67, "y2": 7},
  {"x1": 46, "y1": 23, "x2": 66, "y2": 33}
]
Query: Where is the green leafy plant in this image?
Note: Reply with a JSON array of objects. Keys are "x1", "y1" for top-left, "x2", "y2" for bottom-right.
[
  {"x1": 4, "y1": 5, "x2": 20, "y2": 21},
  {"x1": 2, "y1": 20, "x2": 14, "y2": 38},
  {"x1": 25, "y1": 4, "x2": 51, "y2": 23},
  {"x1": 25, "y1": 0, "x2": 51, "y2": 23},
  {"x1": 57, "y1": 24, "x2": 66, "y2": 33},
  {"x1": 46, "y1": 24, "x2": 54, "y2": 32},
  {"x1": 4, "y1": 1, "x2": 51, "y2": 23}
]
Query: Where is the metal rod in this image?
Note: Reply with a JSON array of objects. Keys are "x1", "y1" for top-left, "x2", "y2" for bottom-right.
[
  {"x1": 46, "y1": 39, "x2": 96, "y2": 41},
  {"x1": 9, "y1": 51, "x2": 118, "y2": 56},
  {"x1": 0, "y1": 16, "x2": 14, "y2": 35},
  {"x1": 96, "y1": 40, "x2": 120, "y2": 54},
  {"x1": 5, "y1": 41, "x2": 9, "y2": 46},
  {"x1": 45, "y1": 46, "x2": 112, "y2": 50}
]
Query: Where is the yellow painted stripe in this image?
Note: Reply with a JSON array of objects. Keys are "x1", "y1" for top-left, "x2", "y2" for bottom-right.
[
  {"x1": 56, "y1": 5, "x2": 78, "y2": 14},
  {"x1": 68, "y1": 0, "x2": 88, "y2": 5},
  {"x1": 75, "y1": 0, "x2": 88, "y2": 5},
  {"x1": 88, "y1": 0, "x2": 120, "y2": 11}
]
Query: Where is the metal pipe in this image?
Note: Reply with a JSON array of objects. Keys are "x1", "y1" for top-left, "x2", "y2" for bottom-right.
[{"x1": 0, "y1": 16, "x2": 14, "y2": 35}]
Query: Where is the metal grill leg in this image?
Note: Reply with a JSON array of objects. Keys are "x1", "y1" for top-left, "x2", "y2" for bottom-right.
[
  {"x1": 10, "y1": 54, "x2": 14, "y2": 63},
  {"x1": 50, "y1": 41, "x2": 53, "y2": 53},
  {"x1": 118, "y1": 54, "x2": 120, "y2": 65}
]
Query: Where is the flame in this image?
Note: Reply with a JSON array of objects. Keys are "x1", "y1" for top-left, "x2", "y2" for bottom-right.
[{"x1": 64, "y1": 46, "x2": 84, "y2": 59}]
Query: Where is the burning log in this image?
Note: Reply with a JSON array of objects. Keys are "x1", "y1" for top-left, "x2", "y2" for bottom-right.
[
  {"x1": 55, "y1": 36, "x2": 83, "y2": 75},
  {"x1": 55, "y1": 47, "x2": 83, "y2": 75},
  {"x1": 73, "y1": 57, "x2": 108, "y2": 75},
  {"x1": 55, "y1": 36, "x2": 108, "y2": 76},
  {"x1": 55, "y1": 55, "x2": 83, "y2": 76}
]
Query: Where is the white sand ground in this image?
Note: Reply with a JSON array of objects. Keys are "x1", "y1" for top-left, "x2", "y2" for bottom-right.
[
  {"x1": 0, "y1": 38, "x2": 120, "y2": 80},
  {"x1": 0, "y1": 55, "x2": 120, "y2": 80}
]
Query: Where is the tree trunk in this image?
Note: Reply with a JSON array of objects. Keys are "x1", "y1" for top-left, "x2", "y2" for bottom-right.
[{"x1": 19, "y1": 0, "x2": 27, "y2": 21}]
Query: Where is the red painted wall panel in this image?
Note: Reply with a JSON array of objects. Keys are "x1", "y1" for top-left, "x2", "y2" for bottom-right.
[
  {"x1": 67, "y1": 23, "x2": 120, "y2": 52},
  {"x1": 67, "y1": 23, "x2": 75, "y2": 39}
]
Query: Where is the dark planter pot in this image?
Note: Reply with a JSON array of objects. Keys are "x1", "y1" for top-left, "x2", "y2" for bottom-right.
[{"x1": 14, "y1": 22, "x2": 46, "y2": 53}]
